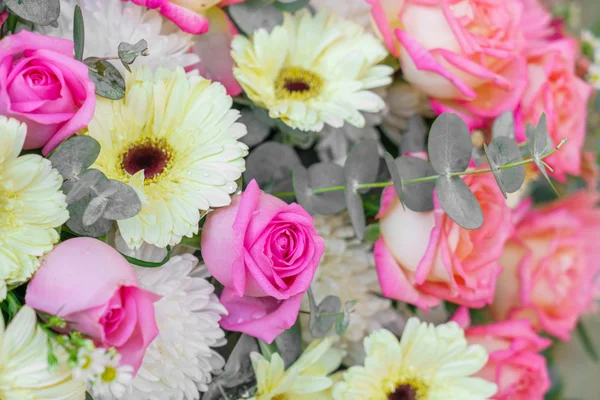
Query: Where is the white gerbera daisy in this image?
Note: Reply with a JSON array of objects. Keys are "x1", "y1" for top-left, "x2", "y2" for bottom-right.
[
  {"x1": 0, "y1": 117, "x2": 68, "y2": 300},
  {"x1": 39, "y1": 0, "x2": 199, "y2": 73},
  {"x1": 99, "y1": 235, "x2": 227, "y2": 400},
  {"x1": 231, "y1": 10, "x2": 393, "y2": 132},
  {"x1": 87, "y1": 67, "x2": 248, "y2": 249},
  {"x1": 333, "y1": 318, "x2": 498, "y2": 400},
  {"x1": 0, "y1": 306, "x2": 86, "y2": 399}
]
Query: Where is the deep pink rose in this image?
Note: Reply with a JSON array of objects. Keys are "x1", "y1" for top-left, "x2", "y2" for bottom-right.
[
  {"x1": 201, "y1": 180, "x2": 324, "y2": 343},
  {"x1": 465, "y1": 319, "x2": 551, "y2": 400},
  {"x1": 374, "y1": 171, "x2": 513, "y2": 309},
  {"x1": 25, "y1": 238, "x2": 160, "y2": 373},
  {"x1": 367, "y1": 0, "x2": 528, "y2": 128},
  {"x1": 491, "y1": 193, "x2": 600, "y2": 339},
  {"x1": 0, "y1": 30, "x2": 96, "y2": 155}
]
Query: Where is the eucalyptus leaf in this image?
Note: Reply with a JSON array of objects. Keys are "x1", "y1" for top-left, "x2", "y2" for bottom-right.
[
  {"x1": 344, "y1": 139, "x2": 380, "y2": 191},
  {"x1": 484, "y1": 137, "x2": 525, "y2": 197},
  {"x1": 383, "y1": 152, "x2": 404, "y2": 208},
  {"x1": 576, "y1": 320, "x2": 599, "y2": 363},
  {"x1": 83, "y1": 196, "x2": 109, "y2": 226},
  {"x1": 5, "y1": 0, "x2": 59, "y2": 25},
  {"x1": 491, "y1": 111, "x2": 515, "y2": 139},
  {"x1": 309, "y1": 295, "x2": 342, "y2": 339},
  {"x1": 428, "y1": 113, "x2": 472, "y2": 174},
  {"x1": 435, "y1": 176, "x2": 483, "y2": 230},
  {"x1": 228, "y1": 2, "x2": 283, "y2": 35},
  {"x1": 239, "y1": 108, "x2": 272, "y2": 147},
  {"x1": 84, "y1": 57, "x2": 125, "y2": 100},
  {"x1": 292, "y1": 165, "x2": 312, "y2": 212},
  {"x1": 526, "y1": 114, "x2": 557, "y2": 194},
  {"x1": 48, "y1": 136, "x2": 101, "y2": 180},
  {"x1": 73, "y1": 5, "x2": 84, "y2": 61},
  {"x1": 345, "y1": 185, "x2": 366, "y2": 240},
  {"x1": 273, "y1": 0, "x2": 310, "y2": 12},
  {"x1": 96, "y1": 180, "x2": 142, "y2": 220},
  {"x1": 245, "y1": 142, "x2": 302, "y2": 194},
  {"x1": 308, "y1": 163, "x2": 346, "y2": 215},
  {"x1": 397, "y1": 156, "x2": 436, "y2": 212},
  {"x1": 67, "y1": 193, "x2": 114, "y2": 237},
  {"x1": 65, "y1": 169, "x2": 104, "y2": 204},
  {"x1": 402, "y1": 115, "x2": 427, "y2": 153},
  {"x1": 335, "y1": 312, "x2": 350, "y2": 336},
  {"x1": 274, "y1": 321, "x2": 301, "y2": 368},
  {"x1": 118, "y1": 39, "x2": 148, "y2": 72}
]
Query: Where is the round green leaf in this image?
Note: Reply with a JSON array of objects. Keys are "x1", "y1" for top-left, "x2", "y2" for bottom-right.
[
  {"x1": 344, "y1": 139, "x2": 380, "y2": 190},
  {"x1": 239, "y1": 108, "x2": 272, "y2": 147},
  {"x1": 292, "y1": 165, "x2": 312, "y2": 212},
  {"x1": 245, "y1": 141, "x2": 302, "y2": 194},
  {"x1": 383, "y1": 153, "x2": 403, "y2": 206},
  {"x1": 402, "y1": 115, "x2": 427, "y2": 153},
  {"x1": 228, "y1": 2, "x2": 283, "y2": 35},
  {"x1": 484, "y1": 137, "x2": 525, "y2": 196},
  {"x1": 491, "y1": 111, "x2": 514, "y2": 139},
  {"x1": 84, "y1": 57, "x2": 125, "y2": 100},
  {"x1": 345, "y1": 185, "x2": 366, "y2": 240},
  {"x1": 64, "y1": 169, "x2": 104, "y2": 204},
  {"x1": 397, "y1": 156, "x2": 436, "y2": 212},
  {"x1": 48, "y1": 136, "x2": 101, "y2": 180},
  {"x1": 428, "y1": 113, "x2": 472, "y2": 174},
  {"x1": 5, "y1": 0, "x2": 60, "y2": 25},
  {"x1": 435, "y1": 176, "x2": 483, "y2": 230},
  {"x1": 308, "y1": 163, "x2": 346, "y2": 215}
]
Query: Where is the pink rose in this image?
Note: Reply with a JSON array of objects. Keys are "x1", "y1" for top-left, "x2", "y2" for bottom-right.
[
  {"x1": 25, "y1": 238, "x2": 160, "y2": 373},
  {"x1": 520, "y1": 0, "x2": 556, "y2": 51},
  {"x1": 367, "y1": 0, "x2": 528, "y2": 127},
  {"x1": 374, "y1": 171, "x2": 513, "y2": 309},
  {"x1": 491, "y1": 192, "x2": 600, "y2": 339},
  {"x1": 201, "y1": 180, "x2": 324, "y2": 343},
  {"x1": 127, "y1": 0, "x2": 244, "y2": 35},
  {"x1": 0, "y1": 31, "x2": 96, "y2": 155},
  {"x1": 465, "y1": 320, "x2": 551, "y2": 400},
  {"x1": 515, "y1": 39, "x2": 592, "y2": 181}
]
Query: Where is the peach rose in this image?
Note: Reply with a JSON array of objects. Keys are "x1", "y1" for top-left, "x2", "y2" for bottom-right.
[
  {"x1": 491, "y1": 192, "x2": 600, "y2": 339},
  {"x1": 374, "y1": 171, "x2": 513, "y2": 309},
  {"x1": 367, "y1": 0, "x2": 528, "y2": 127}
]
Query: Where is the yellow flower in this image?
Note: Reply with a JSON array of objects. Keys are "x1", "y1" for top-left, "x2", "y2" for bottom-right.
[
  {"x1": 333, "y1": 318, "x2": 497, "y2": 400},
  {"x1": 0, "y1": 306, "x2": 86, "y2": 400},
  {"x1": 251, "y1": 337, "x2": 342, "y2": 400},
  {"x1": 0, "y1": 117, "x2": 68, "y2": 300},
  {"x1": 231, "y1": 10, "x2": 393, "y2": 132},
  {"x1": 88, "y1": 67, "x2": 248, "y2": 249}
]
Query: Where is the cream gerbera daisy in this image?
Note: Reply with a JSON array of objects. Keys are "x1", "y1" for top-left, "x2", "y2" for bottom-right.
[
  {"x1": 87, "y1": 67, "x2": 248, "y2": 249},
  {"x1": 333, "y1": 318, "x2": 497, "y2": 400},
  {"x1": 231, "y1": 10, "x2": 393, "y2": 132},
  {"x1": 0, "y1": 306, "x2": 86, "y2": 400},
  {"x1": 251, "y1": 336, "x2": 342, "y2": 400},
  {"x1": 0, "y1": 117, "x2": 68, "y2": 300}
]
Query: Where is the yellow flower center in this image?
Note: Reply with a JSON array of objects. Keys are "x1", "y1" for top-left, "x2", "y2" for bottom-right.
[
  {"x1": 120, "y1": 137, "x2": 173, "y2": 183},
  {"x1": 0, "y1": 188, "x2": 21, "y2": 232},
  {"x1": 81, "y1": 355, "x2": 92, "y2": 370},
  {"x1": 272, "y1": 395, "x2": 288, "y2": 400},
  {"x1": 101, "y1": 366, "x2": 117, "y2": 383},
  {"x1": 275, "y1": 67, "x2": 323, "y2": 101},
  {"x1": 388, "y1": 378, "x2": 428, "y2": 400}
]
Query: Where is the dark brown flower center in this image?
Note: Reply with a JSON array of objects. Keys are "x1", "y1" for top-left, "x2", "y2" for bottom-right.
[
  {"x1": 388, "y1": 384, "x2": 418, "y2": 400},
  {"x1": 284, "y1": 80, "x2": 311, "y2": 93},
  {"x1": 121, "y1": 138, "x2": 172, "y2": 181},
  {"x1": 275, "y1": 66, "x2": 323, "y2": 101}
]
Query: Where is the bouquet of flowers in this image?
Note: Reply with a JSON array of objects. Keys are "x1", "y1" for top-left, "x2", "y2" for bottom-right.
[{"x1": 0, "y1": 0, "x2": 599, "y2": 399}]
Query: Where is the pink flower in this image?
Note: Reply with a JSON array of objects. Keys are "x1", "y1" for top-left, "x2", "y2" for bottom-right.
[
  {"x1": 520, "y1": 0, "x2": 556, "y2": 51},
  {"x1": 0, "y1": 30, "x2": 96, "y2": 155},
  {"x1": 491, "y1": 192, "x2": 600, "y2": 339},
  {"x1": 127, "y1": 0, "x2": 244, "y2": 35},
  {"x1": 515, "y1": 39, "x2": 592, "y2": 181},
  {"x1": 374, "y1": 171, "x2": 512, "y2": 309},
  {"x1": 25, "y1": 238, "x2": 160, "y2": 373},
  {"x1": 201, "y1": 180, "x2": 324, "y2": 343},
  {"x1": 465, "y1": 319, "x2": 552, "y2": 400},
  {"x1": 367, "y1": 0, "x2": 528, "y2": 127}
]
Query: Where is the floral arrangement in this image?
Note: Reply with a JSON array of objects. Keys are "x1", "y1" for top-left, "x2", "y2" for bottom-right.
[{"x1": 0, "y1": 0, "x2": 598, "y2": 399}]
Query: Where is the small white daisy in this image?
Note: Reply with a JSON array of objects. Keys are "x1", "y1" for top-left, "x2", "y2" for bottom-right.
[
  {"x1": 72, "y1": 347, "x2": 108, "y2": 383},
  {"x1": 92, "y1": 355, "x2": 134, "y2": 400}
]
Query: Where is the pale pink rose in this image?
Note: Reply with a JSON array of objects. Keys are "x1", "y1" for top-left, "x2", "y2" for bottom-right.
[
  {"x1": 201, "y1": 180, "x2": 324, "y2": 343},
  {"x1": 367, "y1": 0, "x2": 528, "y2": 128},
  {"x1": 374, "y1": 171, "x2": 513, "y2": 309},
  {"x1": 127, "y1": 0, "x2": 244, "y2": 35},
  {"x1": 491, "y1": 192, "x2": 600, "y2": 340},
  {"x1": 520, "y1": 0, "x2": 556, "y2": 51},
  {"x1": 515, "y1": 39, "x2": 592, "y2": 181},
  {"x1": 0, "y1": 31, "x2": 96, "y2": 155},
  {"x1": 465, "y1": 320, "x2": 552, "y2": 400},
  {"x1": 25, "y1": 238, "x2": 160, "y2": 373}
]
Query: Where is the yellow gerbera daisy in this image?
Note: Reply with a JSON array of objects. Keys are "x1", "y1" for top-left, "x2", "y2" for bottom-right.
[
  {"x1": 333, "y1": 318, "x2": 497, "y2": 400},
  {"x1": 0, "y1": 117, "x2": 68, "y2": 300},
  {"x1": 88, "y1": 67, "x2": 248, "y2": 249},
  {"x1": 251, "y1": 336, "x2": 342, "y2": 400},
  {"x1": 231, "y1": 10, "x2": 393, "y2": 132},
  {"x1": 0, "y1": 306, "x2": 86, "y2": 399}
]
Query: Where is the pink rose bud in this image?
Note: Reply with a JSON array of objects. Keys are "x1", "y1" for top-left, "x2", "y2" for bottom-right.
[
  {"x1": 0, "y1": 31, "x2": 96, "y2": 155},
  {"x1": 374, "y1": 172, "x2": 513, "y2": 309},
  {"x1": 26, "y1": 238, "x2": 160, "y2": 373},
  {"x1": 465, "y1": 320, "x2": 552, "y2": 399},
  {"x1": 201, "y1": 180, "x2": 325, "y2": 343},
  {"x1": 492, "y1": 192, "x2": 600, "y2": 340}
]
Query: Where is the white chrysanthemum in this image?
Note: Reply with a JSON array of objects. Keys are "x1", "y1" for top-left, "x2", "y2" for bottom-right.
[
  {"x1": 88, "y1": 67, "x2": 248, "y2": 249},
  {"x1": 301, "y1": 214, "x2": 402, "y2": 366},
  {"x1": 333, "y1": 318, "x2": 498, "y2": 400},
  {"x1": 0, "y1": 306, "x2": 86, "y2": 400},
  {"x1": 310, "y1": 0, "x2": 373, "y2": 31},
  {"x1": 39, "y1": 0, "x2": 199, "y2": 73},
  {"x1": 0, "y1": 117, "x2": 68, "y2": 300},
  {"x1": 99, "y1": 236, "x2": 227, "y2": 400},
  {"x1": 231, "y1": 10, "x2": 393, "y2": 132}
]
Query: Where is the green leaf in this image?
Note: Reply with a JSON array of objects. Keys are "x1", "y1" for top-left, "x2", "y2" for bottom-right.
[
  {"x1": 335, "y1": 300, "x2": 356, "y2": 336},
  {"x1": 435, "y1": 176, "x2": 483, "y2": 230},
  {"x1": 65, "y1": 169, "x2": 103, "y2": 205},
  {"x1": 4, "y1": 0, "x2": 60, "y2": 25},
  {"x1": 364, "y1": 223, "x2": 380, "y2": 242},
  {"x1": 396, "y1": 156, "x2": 436, "y2": 212},
  {"x1": 576, "y1": 321, "x2": 599, "y2": 363},
  {"x1": 258, "y1": 339, "x2": 278, "y2": 360},
  {"x1": 491, "y1": 111, "x2": 515, "y2": 139},
  {"x1": 428, "y1": 113, "x2": 472, "y2": 174},
  {"x1": 120, "y1": 246, "x2": 171, "y2": 268},
  {"x1": 86, "y1": 392, "x2": 94, "y2": 400},
  {"x1": 484, "y1": 136, "x2": 525, "y2": 198},
  {"x1": 117, "y1": 39, "x2": 148, "y2": 72},
  {"x1": 273, "y1": 0, "x2": 310, "y2": 13},
  {"x1": 178, "y1": 232, "x2": 202, "y2": 250},
  {"x1": 48, "y1": 136, "x2": 101, "y2": 180},
  {"x1": 308, "y1": 163, "x2": 346, "y2": 215},
  {"x1": 383, "y1": 152, "x2": 404, "y2": 209},
  {"x1": 84, "y1": 57, "x2": 125, "y2": 100},
  {"x1": 526, "y1": 114, "x2": 558, "y2": 195},
  {"x1": 246, "y1": 142, "x2": 302, "y2": 195},
  {"x1": 310, "y1": 295, "x2": 341, "y2": 339},
  {"x1": 228, "y1": 2, "x2": 283, "y2": 35},
  {"x1": 73, "y1": 5, "x2": 84, "y2": 61},
  {"x1": 274, "y1": 320, "x2": 301, "y2": 367}
]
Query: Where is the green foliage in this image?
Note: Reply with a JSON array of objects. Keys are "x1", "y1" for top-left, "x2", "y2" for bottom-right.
[
  {"x1": 118, "y1": 39, "x2": 149, "y2": 72},
  {"x1": 84, "y1": 57, "x2": 126, "y2": 100},
  {"x1": 73, "y1": 5, "x2": 84, "y2": 61},
  {"x1": 4, "y1": 0, "x2": 59, "y2": 25},
  {"x1": 576, "y1": 321, "x2": 599, "y2": 363}
]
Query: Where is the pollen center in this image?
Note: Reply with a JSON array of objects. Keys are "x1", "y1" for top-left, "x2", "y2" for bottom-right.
[
  {"x1": 388, "y1": 378, "x2": 428, "y2": 400},
  {"x1": 275, "y1": 66, "x2": 323, "y2": 101},
  {"x1": 121, "y1": 138, "x2": 173, "y2": 181}
]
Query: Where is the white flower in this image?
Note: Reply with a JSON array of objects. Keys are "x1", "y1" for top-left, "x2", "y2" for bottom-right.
[
  {"x1": 0, "y1": 117, "x2": 68, "y2": 300},
  {"x1": 91, "y1": 354, "x2": 134, "y2": 399},
  {"x1": 72, "y1": 347, "x2": 108, "y2": 383},
  {"x1": 88, "y1": 67, "x2": 248, "y2": 249},
  {"x1": 98, "y1": 235, "x2": 228, "y2": 400},
  {"x1": 310, "y1": 0, "x2": 374, "y2": 31},
  {"x1": 39, "y1": 0, "x2": 199, "y2": 73},
  {"x1": 0, "y1": 306, "x2": 86, "y2": 399},
  {"x1": 302, "y1": 214, "x2": 403, "y2": 366}
]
